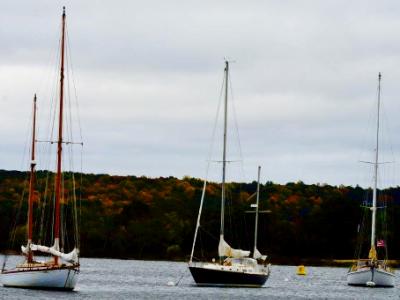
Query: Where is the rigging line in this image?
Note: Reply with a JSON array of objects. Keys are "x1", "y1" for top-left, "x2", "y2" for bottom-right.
[
  {"x1": 384, "y1": 195, "x2": 389, "y2": 260},
  {"x1": 40, "y1": 84, "x2": 57, "y2": 177},
  {"x1": 379, "y1": 85, "x2": 396, "y2": 163},
  {"x1": 62, "y1": 202, "x2": 69, "y2": 252},
  {"x1": 190, "y1": 67, "x2": 227, "y2": 262},
  {"x1": 60, "y1": 171, "x2": 65, "y2": 250},
  {"x1": 65, "y1": 39, "x2": 80, "y2": 250},
  {"x1": 207, "y1": 69, "x2": 227, "y2": 167},
  {"x1": 39, "y1": 168, "x2": 52, "y2": 244},
  {"x1": 379, "y1": 111, "x2": 397, "y2": 190},
  {"x1": 199, "y1": 226, "x2": 219, "y2": 241},
  {"x1": 66, "y1": 27, "x2": 84, "y2": 143},
  {"x1": 78, "y1": 145, "x2": 83, "y2": 253},
  {"x1": 356, "y1": 83, "x2": 380, "y2": 173},
  {"x1": 66, "y1": 37, "x2": 75, "y2": 146},
  {"x1": 65, "y1": 62, "x2": 72, "y2": 163},
  {"x1": 38, "y1": 16, "x2": 62, "y2": 97},
  {"x1": 34, "y1": 180, "x2": 44, "y2": 244},
  {"x1": 50, "y1": 171, "x2": 56, "y2": 245},
  {"x1": 228, "y1": 72, "x2": 246, "y2": 182},
  {"x1": 72, "y1": 171, "x2": 79, "y2": 248},
  {"x1": 1, "y1": 254, "x2": 7, "y2": 272},
  {"x1": 19, "y1": 100, "x2": 33, "y2": 171},
  {"x1": 42, "y1": 20, "x2": 62, "y2": 170},
  {"x1": 64, "y1": 184, "x2": 73, "y2": 252},
  {"x1": 42, "y1": 27, "x2": 61, "y2": 167},
  {"x1": 243, "y1": 206, "x2": 250, "y2": 250},
  {"x1": 201, "y1": 71, "x2": 225, "y2": 201},
  {"x1": 42, "y1": 20, "x2": 64, "y2": 248},
  {"x1": 66, "y1": 24, "x2": 82, "y2": 251},
  {"x1": 356, "y1": 190, "x2": 367, "y2": 259},
  {"x1": 226, "y1": 187, "x2": 236, "y2": 246},
  {"x1": 9, "y1": 186, "x2": 27, "y2": 250},
  {"x1": 357, "y1": 204, "x2": 368, "y2": 259},
  {"x1": 66, "y1": 42, "x2": 76, "y2": 175},
  {"x1": 66, "y1": 144, "x2": 78, "y2": 249},
  {"x1": 199, "y1": 230, "x2": 204, "y2": 260}
]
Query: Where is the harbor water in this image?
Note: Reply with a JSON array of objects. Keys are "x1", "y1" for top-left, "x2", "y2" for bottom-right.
[{"x1": 0, "y1": 256, "x2": 398, "y2": 299}]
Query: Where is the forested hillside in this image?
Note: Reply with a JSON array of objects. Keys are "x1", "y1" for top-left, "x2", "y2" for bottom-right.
[{"x1": 1, "y1": 169, "x2": 400, "y2": 264}]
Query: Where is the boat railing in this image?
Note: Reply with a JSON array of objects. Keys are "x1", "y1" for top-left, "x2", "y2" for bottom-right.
[{"x1": 350, "y1": 259, "x2": 391, "y2": 272}]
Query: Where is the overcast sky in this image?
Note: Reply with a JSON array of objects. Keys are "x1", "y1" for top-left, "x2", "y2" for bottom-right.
[{"x1": 1, "y1": 1, "x2": 400, "y2": 187}]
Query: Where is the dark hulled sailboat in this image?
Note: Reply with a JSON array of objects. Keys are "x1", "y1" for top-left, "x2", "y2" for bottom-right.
[{"x1": 188, "y1": 61, "x2": 270, "y2": 287}]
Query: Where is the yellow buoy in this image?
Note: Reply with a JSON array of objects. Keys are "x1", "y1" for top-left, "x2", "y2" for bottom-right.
[{"x1": 297, "y1": 265, "x2": 307, "y2": 275}]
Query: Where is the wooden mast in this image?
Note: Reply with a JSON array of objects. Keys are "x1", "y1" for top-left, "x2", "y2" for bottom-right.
[
  {"x1": 54, "y1": 6, "x2": 66, "y2": 264},
  {"x1": 27, "y1": 94, "x2": 37, "y2": 263}
]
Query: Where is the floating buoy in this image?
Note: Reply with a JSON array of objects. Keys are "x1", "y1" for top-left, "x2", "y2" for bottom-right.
[
  {"x1": 167, "y1": 281, "x2": 175, "y2": 286},
  {"x1": 296, "y1": 265, "x2": 307, "y2": 275}
]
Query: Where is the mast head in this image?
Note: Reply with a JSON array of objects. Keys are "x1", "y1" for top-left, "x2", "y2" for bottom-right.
[
  {"x1": 378, "y1": 72, "x2": 381, "y2": 80},
  {"x1": 34, "y1": 94, "x2": 37, "y2": 102},
  {"x1": 63, "y1": 6, "x2": 66, "y2": 16},
  {"x1": 223, "y1": 59, "x2": 236, "y2": 71}
]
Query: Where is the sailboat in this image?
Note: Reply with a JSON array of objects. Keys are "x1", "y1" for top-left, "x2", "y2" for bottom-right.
[
  {"x1": 188, "y1": 61, "x2": 270, "y2": 287},
  {"x1": 1, "y1": 7, "x2": 80, "y2": 290},
  {"x1": 347, "y1": 73, "x2": 395, "y2": 287}
]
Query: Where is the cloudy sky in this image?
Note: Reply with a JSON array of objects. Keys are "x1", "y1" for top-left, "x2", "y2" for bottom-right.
[{"x1": 1, "y1": 1, "x2": 400, "y2": 186}]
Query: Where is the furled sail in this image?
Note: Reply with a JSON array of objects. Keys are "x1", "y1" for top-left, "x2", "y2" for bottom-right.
[
  {"x1": 218, "y1": 236, "x2": 250, "y2": 258},
  {"x1": 21, "y1": 244, "x2": 79, "y2": 263},
  {"x1": 253, "y1": 248, "x2": 267, "y2": 260}
]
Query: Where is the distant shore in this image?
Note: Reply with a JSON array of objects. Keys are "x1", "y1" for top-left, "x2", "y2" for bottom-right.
[
  {"x1": 3, "y1": 251, "x2": 398, "y2": 268},
  {"x1": 2, "y1": 170, "x2": 400, "y2": 265},
  {"x1": 269, "y1": 258, "x2": 400, "y2": 268}
]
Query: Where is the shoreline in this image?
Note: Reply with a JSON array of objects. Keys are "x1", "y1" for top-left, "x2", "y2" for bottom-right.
[{"x1": 2, "y1": 252, "x2": 399, "y2": 268}]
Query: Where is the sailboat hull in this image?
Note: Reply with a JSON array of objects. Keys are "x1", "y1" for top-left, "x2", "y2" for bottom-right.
[
  {"x1": 347, "y1": 267, "x2": 395, "y2": 287},
  {"x1": 1, "y1": 266, "x2": 79, "y2": 290},
  {"x1": 189, "y1": 264, "x2": 269, "y2": 287}
]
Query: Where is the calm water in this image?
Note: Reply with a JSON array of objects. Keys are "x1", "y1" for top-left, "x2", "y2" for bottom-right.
[{"x1": 0, "y1": 256, "x2": 399, "y2": 299}]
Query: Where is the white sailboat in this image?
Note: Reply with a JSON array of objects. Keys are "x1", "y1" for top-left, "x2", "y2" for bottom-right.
[
  {"x1": 188, "y1": 61, "x2": 270, "y2": 287},
  {"x1": 347, "y1": 73, "x2": 395, "y2": 287},
  {"x1": 1, "y1": 7, "x2": 81, "y2": 290}
]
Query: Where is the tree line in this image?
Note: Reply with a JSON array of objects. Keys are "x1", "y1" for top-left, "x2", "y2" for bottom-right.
[{"x1": 1, "y1": 169, "x2": 400, "y2": 264}]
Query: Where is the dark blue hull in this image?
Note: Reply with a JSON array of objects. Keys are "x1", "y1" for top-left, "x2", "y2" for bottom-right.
[{"x1": 189, "y1": 265, "x2": 268, "y2": 287}]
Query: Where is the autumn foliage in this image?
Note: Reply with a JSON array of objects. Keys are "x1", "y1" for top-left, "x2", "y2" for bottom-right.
[{"x1": 1, "y1": 169, "x2": 400, "y2": 263}]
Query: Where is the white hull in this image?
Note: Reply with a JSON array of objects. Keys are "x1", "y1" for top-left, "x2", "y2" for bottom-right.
[
  {"x1": 347, "y1": 267, "x2": 395, "y2": 287},
  {"x1": 1, "y1": 267, "x2": 79, "y2": 290}
]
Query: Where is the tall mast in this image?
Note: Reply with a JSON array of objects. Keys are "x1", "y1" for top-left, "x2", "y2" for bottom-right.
[
  {"x1": 370, "y1": 72, "x2": 381, "y2": 256},
  {"x1": 54, "y1": 7, "x2": 66, "y2": 262},
  {"x1": 220, "y1": 61, "x2": 229, "y2": 242},
  {"x1": 27, "y1": 94, "x2": 37, "y2": 263},
  {"x1": 253, "y1": 166, "x2": 261, "y2": 257}
]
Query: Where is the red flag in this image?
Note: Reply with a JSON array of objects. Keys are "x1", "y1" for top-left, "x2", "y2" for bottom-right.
[{"x1": 377, "y1": 240, "x2": 385, "y2": 247}]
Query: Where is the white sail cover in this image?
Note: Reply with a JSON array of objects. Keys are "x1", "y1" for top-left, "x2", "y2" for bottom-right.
[
  {"x1": 21, "y1": 244, "x2": 79, "y2": 263},
  {"x1": 218, "y1": 236, "x2": 250, "y2": 258},
  {"x1": 253, "y1": 248, "x2": 267, "y2": 260}
]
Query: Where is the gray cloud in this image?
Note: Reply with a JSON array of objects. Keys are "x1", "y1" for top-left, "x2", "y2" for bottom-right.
[{"x1": 1, "y1": 1, "x2": 400, "y2": 187}]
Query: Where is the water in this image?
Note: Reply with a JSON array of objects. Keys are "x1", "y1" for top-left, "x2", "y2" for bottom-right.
[{"x1": 0, "y1": 256, "x2": 399, "y2": 299}]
